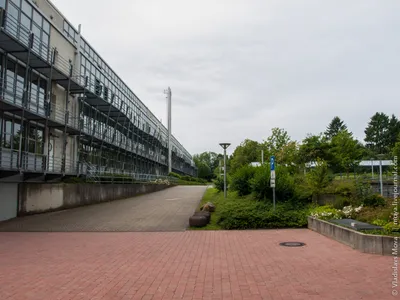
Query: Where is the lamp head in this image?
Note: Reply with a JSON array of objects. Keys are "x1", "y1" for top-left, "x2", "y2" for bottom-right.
[{"x1": 219, "y1": 143, "x2": 231, "y2": 150}]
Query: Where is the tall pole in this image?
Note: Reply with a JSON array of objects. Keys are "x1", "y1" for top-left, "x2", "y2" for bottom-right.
[
  {"x1": 165, "y1": 87, "x2": 172, "y2": 174},
  {"x1": 371, "y1": 158, "x2": 374, "y2": 179},
  {"x1": 224, "y1": 147, "x2": 227, "y2": 198},
  {"x1": 379, "y1": 158, "x2": 383, "y2": 196},
  {"x1": 261, "y1": 149, "x2": 264, "y2": 165},
  {"x1": 219, "y1": 143, "x2": 230, "y2": 199}
]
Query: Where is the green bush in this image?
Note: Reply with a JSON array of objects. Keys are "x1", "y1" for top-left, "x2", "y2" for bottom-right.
[
  {"x1": 363, "y1": 194, "x2": 386, "y2": 207},
  {"x1": 168, "y1": 172, "x2": 182, "y2": 179},
  {"x1": 213, "y1": 176, "x2": 226, "y2": 192},
  {"x1": 250, "y1": 165, "x2": 295, "y2": 201},
  {"x1": 231, "y1": 165, "x2": 256, "y2": 196},
  {"x1": 250, "y1": 165, "x2": 270, "y2": 200},
  {"x1": 217, "y1": 201, "x2": 309, "y2": 230},
  {"x1": 310, "y1": 205, "x2": 343, "y2": 220},
  {"x1": 293, "y1": 175, "x2": 313, "y2": 204},
  {"x1": 332, "y1": 196, "x2": 351, "y2": 209}
]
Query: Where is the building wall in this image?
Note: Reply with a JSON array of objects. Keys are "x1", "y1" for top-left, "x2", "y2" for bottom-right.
[{"x1": 0, "y1": 183, "x2": 18, "y2": 221}]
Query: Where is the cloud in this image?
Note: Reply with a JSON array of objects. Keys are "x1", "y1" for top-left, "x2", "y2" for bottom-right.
[{"x1": 52, "y1": 0, "x2": 400, "y2": 156}]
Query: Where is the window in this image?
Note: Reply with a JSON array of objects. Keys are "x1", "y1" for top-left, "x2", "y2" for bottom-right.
[
  {"x1": 32, "y1": 9, "x2": 41, "y2": 26},
  {"x1": 21, "y1": 1, "x2": 32, "y2": 16},
  {"x1": 21, "y1": 13, "x2": 30, "y2": 30},
  {"x1": 7, "y1": 3, "x2": 19, "y2": 21},
  {"x1": 43, "y1": 20, "x2": 50, "y2": 34},
  {"x1": 10, "y1": 0, "x2": 20, "y2": 6}
]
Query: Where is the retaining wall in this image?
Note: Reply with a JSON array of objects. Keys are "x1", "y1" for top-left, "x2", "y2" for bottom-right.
[
  {"x1": 18, "y1": 183, "x2": 171, "y2": 215},
  {"x1": 308, "y1": 217, "x2": 397, "y2": 256}
]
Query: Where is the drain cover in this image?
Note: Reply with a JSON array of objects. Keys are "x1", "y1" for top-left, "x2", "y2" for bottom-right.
[{"x1": 279, "y1": 242, "x2": 306, "y2": 247}]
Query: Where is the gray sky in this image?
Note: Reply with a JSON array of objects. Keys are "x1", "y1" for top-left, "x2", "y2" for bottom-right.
[{"x1": 52, "y1": 0, "x2": 400, "y2": 156}]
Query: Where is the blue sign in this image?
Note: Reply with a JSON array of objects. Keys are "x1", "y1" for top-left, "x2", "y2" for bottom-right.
[{"x1": 270, "y1": 156, "x2": 275, "y2": 171}]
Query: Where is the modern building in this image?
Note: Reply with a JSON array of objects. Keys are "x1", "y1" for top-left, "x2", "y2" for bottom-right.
[{"x1": 0, "y1": 0, "x2": 197, "y2": 182}]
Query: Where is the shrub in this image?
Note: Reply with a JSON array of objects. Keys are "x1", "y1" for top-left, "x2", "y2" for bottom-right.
[
  {"x1": 231, "y1": 165, "x2": 256, "y2": 196},
  {"x1": 250, "y1": 166, "x2": 270, "y2": 200},
  {"x1": 169, "y1": 172, "x2": 182, "y2": 179},
  {"x1": 217, "y1": 200, "x2": 309, "y2": 229},
  {"x1": 213, "y1": 176, "x2": 226, "y2": 192},
  {"x1": 363, "y1": 194, "x2": 386, "y2": 207},
  {"x1": 341, "y1": 205, "x2": 363, "y2": 219},
  {"x1": 310, "y1": 205, "x2": 343, "y2": 220},
  {"x1": 372, "y1": 219, "x2": 387, "y2": 226},
  {"x1": 356, "y1": 206, "x2": 392, "y2": 224},
  {"x1": 250, "y1": 165, "x2": 295, "y2": 201},
  {"x1": 293, "y1": 175, "x2": 313, "y2": 204},
  {"x1": 384, "y1": 222, "x2": 400, "y2": 233},
  {"x1": 332, "y1": 196, "x2": 351, "y2": 209}
]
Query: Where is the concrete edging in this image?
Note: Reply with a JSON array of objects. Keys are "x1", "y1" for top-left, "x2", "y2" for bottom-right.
[{"x1": 308, "y1": 216, "x2": 397, "y2": 256}]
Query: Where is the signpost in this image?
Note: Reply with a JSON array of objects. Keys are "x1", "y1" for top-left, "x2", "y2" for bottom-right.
[{"x1": 270, "y1": 156, "x2": 276, "y2": 211}]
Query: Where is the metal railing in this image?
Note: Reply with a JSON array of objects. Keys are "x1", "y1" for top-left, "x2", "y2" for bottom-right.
[{"x1": 0, "y1": 148, "x2": 45, "y2": 171}]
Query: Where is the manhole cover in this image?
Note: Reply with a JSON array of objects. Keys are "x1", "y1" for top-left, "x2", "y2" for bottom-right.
[{"x1": 279, "y1": 242, "x2": 306, "y2": 247}]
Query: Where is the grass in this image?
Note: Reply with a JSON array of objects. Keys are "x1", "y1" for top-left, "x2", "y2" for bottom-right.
[
  {"x1": 189, "y1": 188, "x2": 225, "y2": 230},
  {"x1": 177, "y1": 180, "x2": 209, "y2": 186}
]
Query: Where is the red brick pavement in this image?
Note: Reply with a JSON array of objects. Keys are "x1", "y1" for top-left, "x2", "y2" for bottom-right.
[{"x1": 0, "y1": 229, "x2": 393, "y2": 300}]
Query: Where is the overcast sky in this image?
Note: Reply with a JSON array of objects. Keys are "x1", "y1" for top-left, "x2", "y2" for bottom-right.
[{"x1": 52, "y1": 0, "x2": 400, "y2": 156}]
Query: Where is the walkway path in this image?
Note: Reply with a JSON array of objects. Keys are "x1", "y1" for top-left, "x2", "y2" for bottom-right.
[{"x1": 0, "y1": 186, "x2": 207, "y2": 232}]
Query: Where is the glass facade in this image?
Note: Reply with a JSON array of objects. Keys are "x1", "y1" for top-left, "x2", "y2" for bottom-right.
[{"x1": 0, "y1": 0, "x2": 196, "y2": 176}]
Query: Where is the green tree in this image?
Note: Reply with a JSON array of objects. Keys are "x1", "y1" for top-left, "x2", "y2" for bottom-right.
[
  {"x1": 264, "y1": 127, "x2": 291, "y2": 155},
  {"x1": 388, "y1": 114, "x2": 400, "y2": 148},
  {"x1": 297, "y1": 133, "x2": 331, "y2": 165},
  {"x1": 276, "y1": 141, "x2": 299, "y2": 173},
  {"x1": 229, "y1": 139, "x2": 260, "y2": 173},
  {"x1": 306, "y1": 159, "x2": 333, "y2": 204},
  {"x1": 330, "y1": 130, "x2": 363, "y2": 176},
  {"x1": 193, "y1": 151, "x2": 222, "y2": 180},
  {"x1": 325, "y1": 116, "x2": 347, "y2": 139},
  {"x1": 196, "y1": 161, "x2": 212, "y2": 180},
  {"x1": 364, "y1": 112, "x2": 390, "y2": 154},
  {"x1": 393, "y1": 134, "x2": 400, "y2": 160}
]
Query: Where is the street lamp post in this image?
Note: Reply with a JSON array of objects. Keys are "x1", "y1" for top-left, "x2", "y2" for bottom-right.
[
  {"x1": 219, "y1": 143, "x2": 230, "y2": 198},
  {"x1": 377, "y1": 154, "x2": 385, "y2": 197}
]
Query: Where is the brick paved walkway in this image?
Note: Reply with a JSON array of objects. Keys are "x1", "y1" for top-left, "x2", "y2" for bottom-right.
[
  {"x1": 0, "y1": 229, "x2": 391, "y2": 300},
  {"x1": 0, "y1": 186, "x2": 207, "y2": 232}
]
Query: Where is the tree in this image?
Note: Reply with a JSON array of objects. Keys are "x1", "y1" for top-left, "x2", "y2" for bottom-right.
[
  {"x1": 306, "y1": 159, "x2": 333, "y2": 204},
  {"x1": 196, "y1": 161, "x2": 212, "y2": 180},
  {"x1": 276, "y1": 141, "x2": 299, "y2": 173},
  {"x1": 325, "y1": 116, "x2": 347, "y2": 139},
  {"x1": 193, "y1": 151, "x2": 222, "y2": 180},
  {"x1": 264, "y1": 127, "x2": 291, "y2": 155},
  {"x1": 364, "y1": 112, "x2": 390, "y2": 154},
  {"x1": 330, "y1": 130, "x2": 363, "y2": 176},
  {"x1": 297, "y1": 133, "x2": 331, "y2": 165},
  {"x1": 388, "y1": 114, "x2": 400, "y2": 148},
  {"x1": 393, "y1": 134, "x2": 400, "y2": 160},
  {"x1": 229, "y1": 139, "x2": 260, "y2": 173}
]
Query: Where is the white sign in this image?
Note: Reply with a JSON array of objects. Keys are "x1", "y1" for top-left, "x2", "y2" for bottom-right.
[
  {"x1": 270, "y1": 170, "x2": 276, "y2": 179},
  {"x1": 270, "y1": 178, "x2": 276, "y2": 188}
]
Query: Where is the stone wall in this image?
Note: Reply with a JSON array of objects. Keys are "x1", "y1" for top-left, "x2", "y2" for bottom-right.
[{"x1": 18, "y1": 183, "x2": 171, "y2": 215}]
